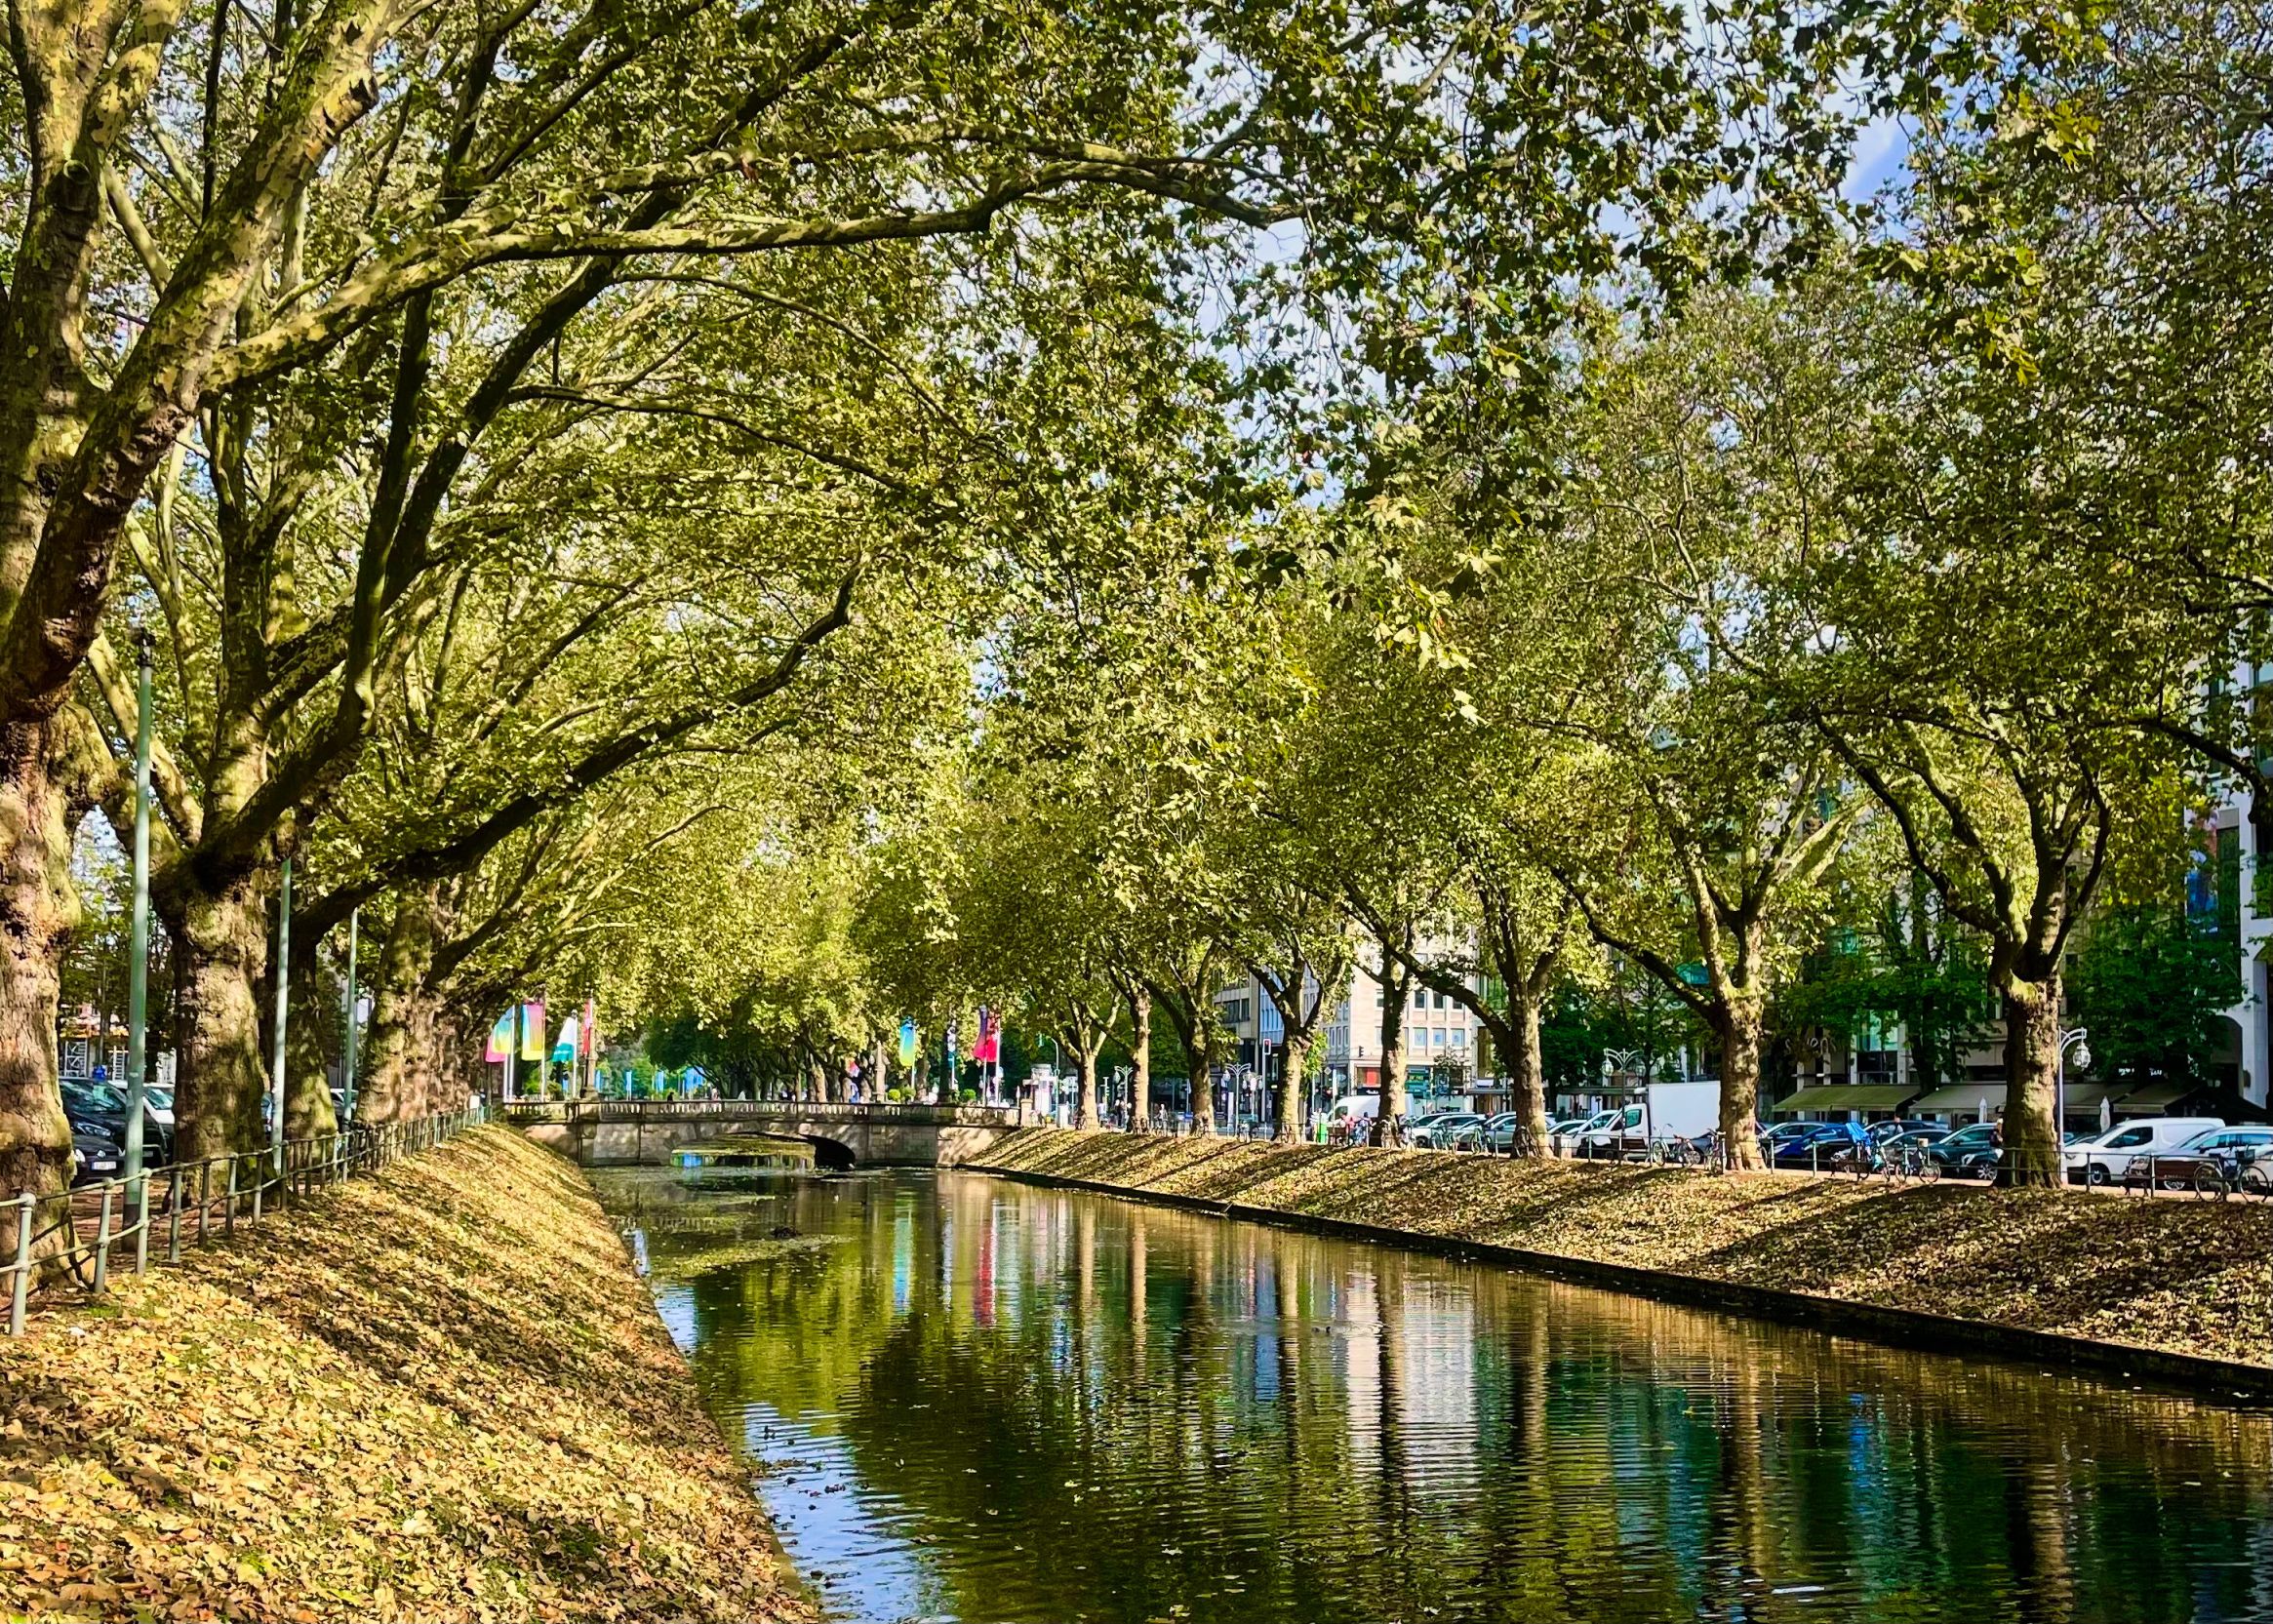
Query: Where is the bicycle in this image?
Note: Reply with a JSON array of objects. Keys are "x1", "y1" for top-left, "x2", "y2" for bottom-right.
[{"x1": 2191, "y1": 1154, "x2": 2273, "y2": 1202}]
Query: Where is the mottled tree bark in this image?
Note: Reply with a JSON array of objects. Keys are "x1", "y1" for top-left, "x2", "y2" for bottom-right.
[
  {"x1": 1274, "y1": 1032, "x2": 1311, "y2": 1143},
  {"x1": 0, "y1": 720, "x2": 77, "y2": 1204},
  {"x1": 358, "y1": 893, "x2": 438, "y2": 1124},
  {"x1": 1375, "y1": 953, "x2": 1412, "y2": 1143},
  {"x1": 1999, "y1": 972, "x2": 2062, "y2": 1187},
  {"x1": 170, "y1": 882, "x2": 272, "y2": 1163},
  {"x1": 282, "y1": 947, "x2": 338, "y2": 1140}
]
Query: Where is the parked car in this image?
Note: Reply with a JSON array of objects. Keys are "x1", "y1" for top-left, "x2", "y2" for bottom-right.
[
  {"x1": 61, "y1": 1079, "x2": 175, "y2": 1162},
  {"x1": 70, "y1": 1124, "x2": 126, "y2": 1186},
  {"x1": 2062, "y1": 1117, "x2": 2225, "y2": 1187},
  {"x1": 1409, "y1": 1112, "x2": 1485, "y2": 1149},
  {"x1": 1576, "y1": 1104, "x2": 1646, "y2": 1159},
  {"x1": 1480, "y1": 1112, "x2": 1533, "y2": 1152},
  {"x1": 1866, "y1": 1118, "x2": 1942, "y2": 1144},
  {"x1": 1556, "y1": 1109, "x2": 1621, "y2": 1156},
  {"x1": 1771, "y1": 1123, "x2": 1868, "y2": 1170},
  {"x1": 1923, "y1": 1122, "x2": 2003, "y2": 1177},
  {"x1": 2109, "y1": 1124, "x2": 2271, "y2": 1192}
]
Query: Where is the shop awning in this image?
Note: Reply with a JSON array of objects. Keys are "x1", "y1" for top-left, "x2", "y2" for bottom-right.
[
  {"x1": 2114, "y1": 1081, "x2": 2201, "y2": 1114},
  {"x1": 2057, "y1": 1080, "x2": 2122, "y2": 1110},
  {"x1": 1770, "y1": 1085, "x2": 1921, "y2": 1115},
  {"x1": 1911, "y1": 1085, "x2": 2007, "y2": 1116}
]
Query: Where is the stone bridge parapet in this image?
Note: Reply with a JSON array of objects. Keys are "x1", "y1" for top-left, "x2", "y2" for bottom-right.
[{"x1": 503, "y1": 1098, "x2": 1024, "y2": 1168}]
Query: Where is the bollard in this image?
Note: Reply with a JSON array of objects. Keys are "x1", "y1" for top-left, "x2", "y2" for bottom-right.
[
  {"x1": 93, "y1": 1183, "x2": 115, "y2": 1294},
  {"x1": 7, "y1": 1194, "x2": 31, "y2": 1336}
]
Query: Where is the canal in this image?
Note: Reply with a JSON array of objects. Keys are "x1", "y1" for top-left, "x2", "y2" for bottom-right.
[{"x1": 596, "y1": 1166, "x2": 2273, "y2": 1623}]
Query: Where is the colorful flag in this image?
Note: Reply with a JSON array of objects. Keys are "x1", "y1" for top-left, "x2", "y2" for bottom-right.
[
  {"x1": 519, "y1": 1001, "x2": 547, "y2": 1060},
  {"x1": 484, "y1": 1008, "x2": 516, "y2": 1063},
  {"x1": 972, "y1": 1009, "x2": 1000, "y2": 1065},
  {"x1": 551, "y1": 1012, "x2": 579, "y2": 1063},
  {"x1": 580, "y1": 1000, "x2": 598, "y2": 1058},
  {"x1": 897, "y1": 1018, "x2": 917, "y2": 1068}
]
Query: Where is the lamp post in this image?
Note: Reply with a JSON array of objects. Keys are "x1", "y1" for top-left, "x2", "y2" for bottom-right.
[
  {"x1": 339, "y1": 909, "x2": 360, "y2": 1123},
  {"x1": 270, "y1": 858, "x2": 291, "y2": 1175},
  {"x1": 2056, "y1": 1025, "x2": 2091, "y2": 1150},
  {"x1": 123, "y1": 630, "x2": 155, "y2": 1183},
  {"x1": 1603, "y1": 1048, "x2": 1641, "y2": 1108}
]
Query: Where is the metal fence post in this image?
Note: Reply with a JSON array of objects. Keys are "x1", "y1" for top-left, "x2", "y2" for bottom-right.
[
  {"x1": 134, "y1": 1174, "x2": 150, "y2": 1274},
  {"x1": 168, "y1": 1168, "x2": 183, "y2": 1263},
  {"x1": 7, "y1": 1194, "x2": 30, "y2": 1336},
  {"x1": 251, "y1": 1154, "x2": 263, "y2": 1224},
  {"x1": 224, "y1": 1158, "x2": 237, "y2": 1236},
  {"x1": 92, "y1": 1184, "x2": 115, "y2": 1294}
]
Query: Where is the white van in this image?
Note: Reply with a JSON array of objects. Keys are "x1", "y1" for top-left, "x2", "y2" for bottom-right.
[
  {"x1": 1327, "y1": 1093, "x2": 1379, "y2": 1125},
  {"x1": 2062, "y1": 1117, "x2": 2223, "y2": 1186}
]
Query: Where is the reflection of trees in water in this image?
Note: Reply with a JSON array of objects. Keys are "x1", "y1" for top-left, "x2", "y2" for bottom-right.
[{"x1": 612, "y1": 1171, "x2": 2273, "y2": 1624}]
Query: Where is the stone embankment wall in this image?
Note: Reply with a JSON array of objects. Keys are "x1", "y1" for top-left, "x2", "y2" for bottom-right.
[
  {"x1": 974, "y1": 1130, "x2": 2273, "y2": 1386},
  {"x1": 0, "y1": 1127, "x2": 811, "y2": 1624}
]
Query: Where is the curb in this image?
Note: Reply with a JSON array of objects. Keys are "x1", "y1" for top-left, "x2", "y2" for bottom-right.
[{"x1": 965, "y1": 1161, "x2": 2273, "y2": 1404}]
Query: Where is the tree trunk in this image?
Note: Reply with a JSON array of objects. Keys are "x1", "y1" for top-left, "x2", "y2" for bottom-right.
[
  {"x1": 0, "y1": 723, "x2": 76, "y2": 1205},
  {"x1": 1503, "y1": 987, "x2": 1550, "y2": 1157},
  {"x1": 1075, "y1": 1036, "x2": 1100, "y2": 1131},
  {"x1": 402, "y1": 990, "x2": 448, "y2": 1117},
  {"x1": 1999, "y1": 971, "x2": 2061, "y2": 1188},
  {"x1": 1189, "y1": 1033, "x2": 1217, "y2": 1136},
  {"x1": 1273, "y1": 1032, "x2": 1310, "y2": 1143},
  {"x1": 359, "y1": 895, "x2": 438, "y2": 1124},
  {"x1": 170, "y1": 880, "x2": 273, "y2": 1163},
  {"x1": 282, "y1": 949, "x2": 337, "y2": 1140},
  {"x1": 1127, "y1": 986, "x2": 1151, "y2": 1129},
  {"x1": 1717, "y1": 998, "x2": 1768, "y2": 1171},
  {"x1": 1376, "y1": 957, "x2": 1411, "y2": 1142}
]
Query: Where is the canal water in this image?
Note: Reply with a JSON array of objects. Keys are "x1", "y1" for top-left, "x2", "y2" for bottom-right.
[{"x1": 595, "y1": 1167, "x2": 2273, "y2": 1623}]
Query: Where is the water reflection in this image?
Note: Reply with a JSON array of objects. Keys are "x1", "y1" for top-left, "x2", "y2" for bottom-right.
[{"x1": 596, "y1": 1168, "x2": 2273, "y2": 1624}]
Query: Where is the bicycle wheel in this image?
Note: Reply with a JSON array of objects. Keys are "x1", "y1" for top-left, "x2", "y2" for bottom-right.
[
  {"x1": 2193, "y1": 1162, "x2": 2230, "y2": 1202},
  {"x1": 2241, "y1": 1162, "x2": 2273, "y2": 1200},
  {"x1": 1915, "y1": 1150, "x2": 1941, "y2": 1183}
]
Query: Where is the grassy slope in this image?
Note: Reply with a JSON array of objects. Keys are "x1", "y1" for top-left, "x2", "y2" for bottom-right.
[
  {"x1": 0, "y1": 1127, "x2": 811, "y2": 1624},
  {"x1": 977, "y1": 1130, "x2": 2273, "y2": 1367}
]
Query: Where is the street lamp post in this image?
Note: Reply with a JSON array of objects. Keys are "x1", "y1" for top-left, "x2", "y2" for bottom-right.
[
  {"x1": 270, "y1": 858, "x2": 292, "y2": 1175},
  {"x1": 339, "y1": 909, "x2": 360, "y2": 1123},
  {"x1": 2056, "y1": 1025, "x2": 2092, "y2": 1151},
  {"x1": 123, "y1": 631, "x2": 155, "y2": 1184}
]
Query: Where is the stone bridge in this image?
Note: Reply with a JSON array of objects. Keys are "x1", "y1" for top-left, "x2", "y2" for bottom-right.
[{"x1": 504, "y1": 1098, "x2": 1024, "y2": 1168}]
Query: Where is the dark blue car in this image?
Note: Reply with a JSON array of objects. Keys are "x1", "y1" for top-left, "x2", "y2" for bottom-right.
[{"x1": 1771, "y1": 1122, "x2": 1871, "y2": 1170}]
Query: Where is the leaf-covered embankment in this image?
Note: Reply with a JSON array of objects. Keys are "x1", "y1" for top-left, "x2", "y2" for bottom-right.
[
  {"x1": 0, "y1": 1127, "x2": 812, "y2": 1624},
  {"x1": 976, "y1": 1131, "x2": 2273, "y2": 1369}
]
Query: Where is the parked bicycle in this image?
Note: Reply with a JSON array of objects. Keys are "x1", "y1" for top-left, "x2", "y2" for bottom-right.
[{"x1": 2190, "y1": 1153, "x2": 2273, "y2": 1202}]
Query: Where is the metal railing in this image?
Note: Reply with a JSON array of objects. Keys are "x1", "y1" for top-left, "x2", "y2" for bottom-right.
[
  {"x1": 500, "y1": 1097, "x2": 1017, "y2": 1128},
  {"x1": 4, "y1": 1103, "x2": 488, "y2": 1336}
]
